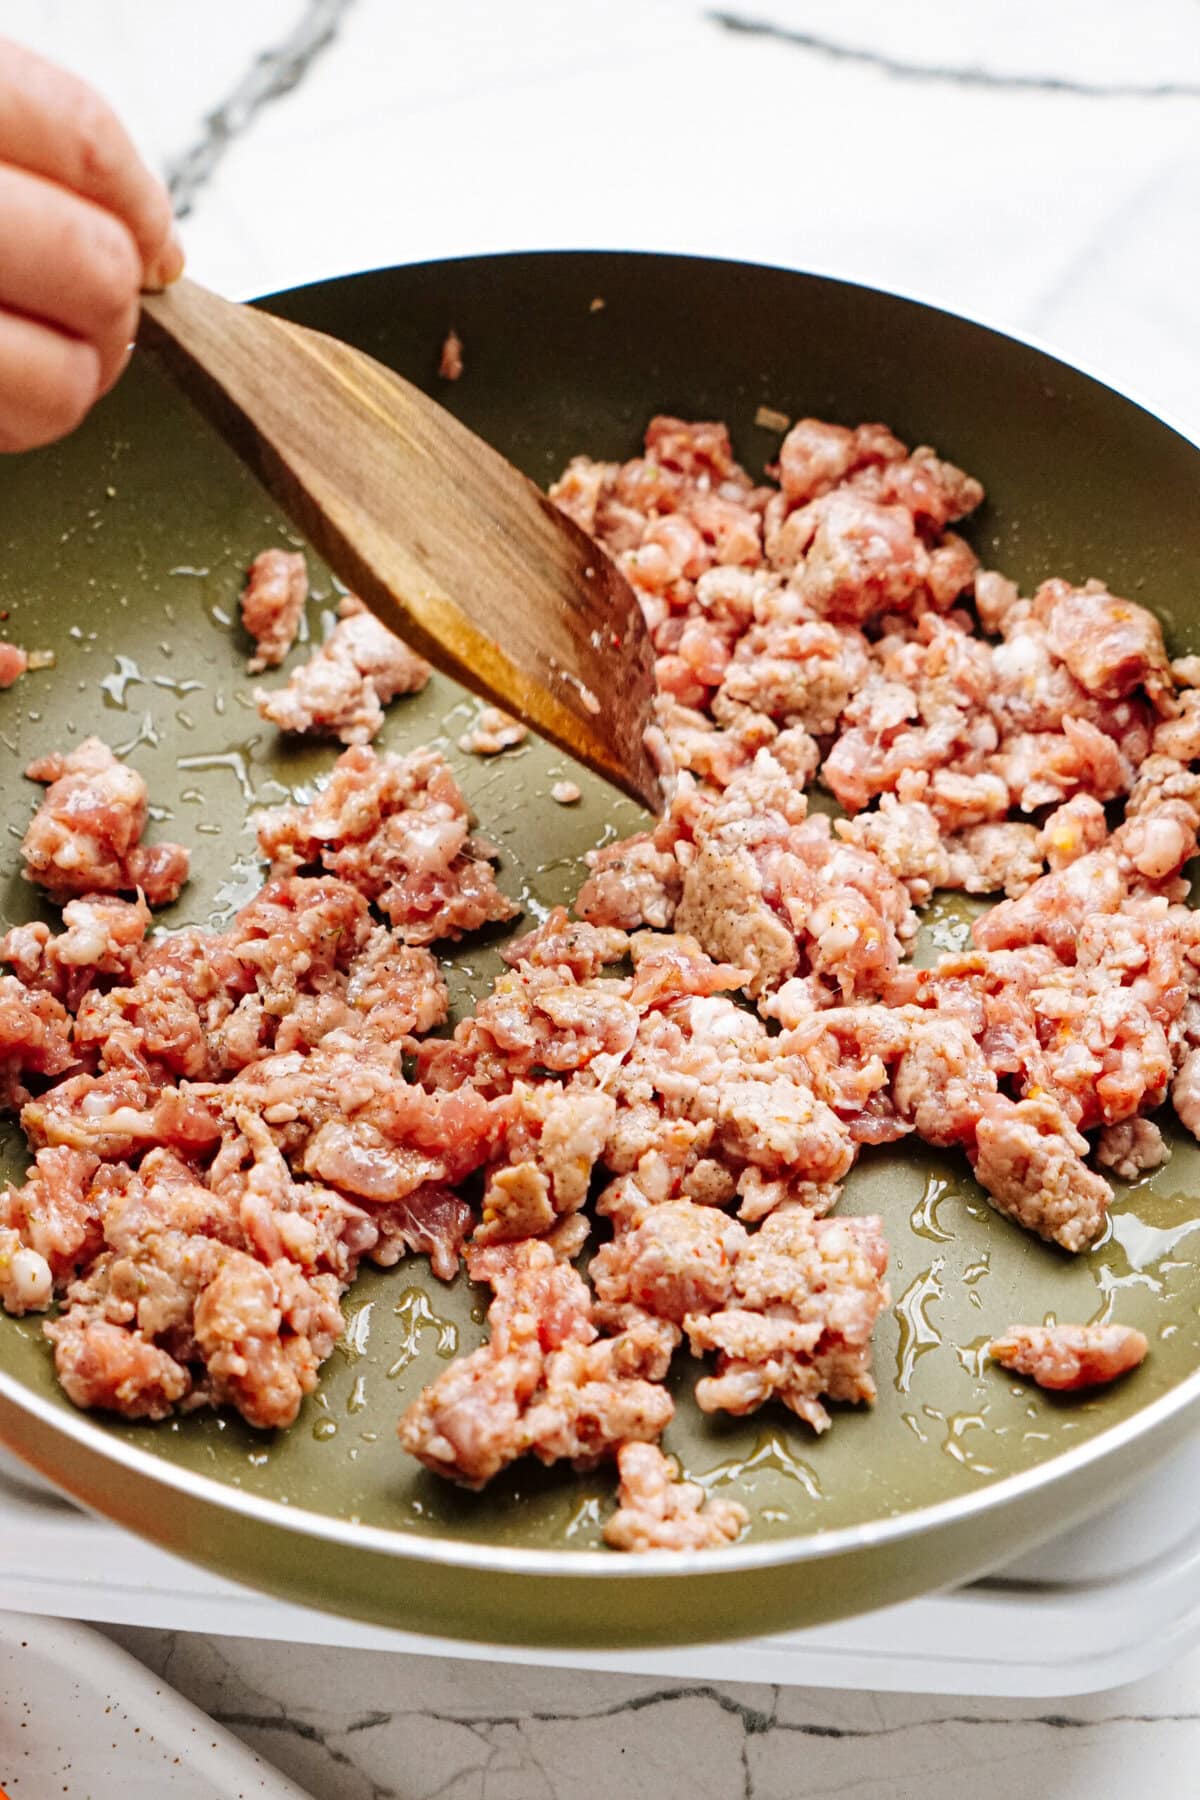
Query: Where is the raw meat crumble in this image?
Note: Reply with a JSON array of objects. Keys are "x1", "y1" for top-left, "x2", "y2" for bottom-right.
[{"x1": 0, "y1": 409, "x2": 1180, "y2": 1549}]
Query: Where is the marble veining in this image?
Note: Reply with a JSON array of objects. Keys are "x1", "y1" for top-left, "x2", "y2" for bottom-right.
[
  {"x1": 708, "y1": 9, "x2": 1200, "y2": 97},
  {"x1": 167, "y1": 0, "x2": 358, "y2": 216},
  {"x1": 93, "y1": 1624, "x2": 1200, "y2": 1799}
]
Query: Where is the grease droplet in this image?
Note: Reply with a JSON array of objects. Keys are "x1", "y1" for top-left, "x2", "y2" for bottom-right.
[
  {"x1": 692, "y1": 1429, "x2": 822, "y2": 1501},
  {"x1": 894, "y1": 1257, "x2": 945, "y2": 1393},
  {"x1": 910, "y1": 1173, "x2": 955, "y2": 1244},
  {"x1": 387, "y1": 1287, "x2": 459, "y2": 1377}
]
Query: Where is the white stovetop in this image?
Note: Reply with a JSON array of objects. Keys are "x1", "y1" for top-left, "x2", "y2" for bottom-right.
[{"x1": 7, "y1": 2, "x2": 1200, "y2": 1794}]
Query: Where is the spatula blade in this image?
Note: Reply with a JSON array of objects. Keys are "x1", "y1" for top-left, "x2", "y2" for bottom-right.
[{"x1": 139, "y1": 280, "x2": 662, "y2": 811}]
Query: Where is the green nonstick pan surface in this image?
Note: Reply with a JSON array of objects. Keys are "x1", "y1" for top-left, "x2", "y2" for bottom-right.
[{"x1": 1, "y1": 252, "x2": 1199, "y2": 1649}]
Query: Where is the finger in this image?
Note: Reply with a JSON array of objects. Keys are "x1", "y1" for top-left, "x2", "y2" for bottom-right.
[
  {"x1": 0, "y1": 36, "x2": 179, "y2": 285},
  {"x1": 0, "y1": 310, "x2": 101, "y2": 452},
  {"x1": 0, "y1": 163, "x2": 140, "y2": 390}
]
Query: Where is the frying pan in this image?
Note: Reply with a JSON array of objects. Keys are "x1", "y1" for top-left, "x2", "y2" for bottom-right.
[{"x1": 0, "y1": 251, "x2": 1199, "y2": 1650}]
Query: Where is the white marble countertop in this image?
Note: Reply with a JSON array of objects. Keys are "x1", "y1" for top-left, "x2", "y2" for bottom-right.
[{"x1": 7, "y1": 1, "x2": 1200, "y2": 1792}]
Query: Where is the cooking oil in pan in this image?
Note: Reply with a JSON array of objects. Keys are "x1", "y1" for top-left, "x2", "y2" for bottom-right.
[
  {"x1": 386, "y1": 1288, "x2": 459, "y2": 1379},
  {"x1": 690, "y1": 1428, "x2": 823, "y2": 1504},
  {"x1": 909, "y1": 1172, "x2": 955, "y2": 1243},
  {"x1": 894, "y1": 1258, "x2": 947, "y2": 1394}
]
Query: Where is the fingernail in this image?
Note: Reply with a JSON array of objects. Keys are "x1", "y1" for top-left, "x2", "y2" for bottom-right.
[{"x1": 142, "y1": 225, "x2": 186, "y2": 294}]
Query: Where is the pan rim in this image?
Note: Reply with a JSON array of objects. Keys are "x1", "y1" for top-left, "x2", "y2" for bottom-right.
[
  {"x1": 244, "y1": 243, "x2": 1200, "y2": 476},
  {"x1": 3, "y1": 1347, "x2": 1198, "y2": 1578},
  {"x1": 3, "y1": 247, "x2": 1200, "y2": 1584}
]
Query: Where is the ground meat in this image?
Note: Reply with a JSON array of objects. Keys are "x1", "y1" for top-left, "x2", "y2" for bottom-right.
[
  {"x1": 778, "y1": 493, "x2": 928, "y2": 620},
  {"x1": 1038, "y1": 794, "x2": 1109, "y2": 870},
  {"x1": 397, "y1": 1240, "x2": 675, "y2": 1488},
  {"x1": 0, "y1": 1228, "x2": 52, "y2": 1314},
  {"x1": 46, "y1": 1312, "x2": 192, "y2": 1419},
  {"x1": 11, "y1": 405, "x2": 1199, "y2": 1541},
  {"x1": 438, "y1": 329, "x2": 464, "y2": 381},
  {"x1": 590, "y1": 1192, "x2": 746, "y2": 1325},
  {"x1": 475, "y1": 1083, "x2": 615, "y2": 1246},
  {"x1": 0, "y1": 975, "x2": 77, "y2": 1110},
  {"x1": 256, "y1": 594, "x2": 431, "y2": 744},
  {"x1": 502, "y1": 908, "x2": 628, "y2": 982},
  {"x1": 1096, "y1": 1117, "x2": 1169, "y2": 1181},
  {"x1": 21, "y1": 737, "x2": 189, "y2": 906},
  {"x1": 675, "y1": 841, "x2": 796, "y2": 997},
  {"x1": 1035, "y1": 580, "x2": 1173, "y2": 712},
  {"x1": 971, "y1": 1096, "x2": 1112, "y2": 1252},
  {"x1": 256, "y1": 744, "x2": 517, "y2": 943},
  {"x1": 0, "y1": 642, "x2": 28, "y2": 687},
  {"x1": 241, "y1": 548, "x2": 307, "y2": 673},
  {"x1": 1, "y1": 893, "x2": 151, "y2": 1011},
  {"x1": 344, "y1": 929, "x2": 448, "y2": 1038},
  {"x1": 836, "y1": 797, "x2": 948, "y2": 906},
  {"x1": 194, "y1": 1251, "x2": 344, "y2": 1429},
  {"x1": 0, "y1": 1147, "x2": 101, "y2": 1295},
  {"x1": 576, "y1": 834, "x2": 681, "y2": 931},
  {"x1": 943, "y1": 822, "x2": 1043, "y2": 897},
  {"x1": 714, "y1": 619, "x2": 870, "y2": 736},
  {"x1": 457, "y1": 705, "x2": 527, "y2": 755},
  {"x1": 603, "y1": 1441, "x2": 748, "y2": 1553},
  {"x1": 684, "y1": 1211, "x2": 889, "y2": 1432},
  {"x1": 892, "y1": 1015, "x2": 997, "y2": 1147},
  {"x1": 37, "y1": 1132, "x2": 367, "y2": 1428},
  {"x1": 989, "y1": 1323, "x2": 1148, "y2": 1390}
]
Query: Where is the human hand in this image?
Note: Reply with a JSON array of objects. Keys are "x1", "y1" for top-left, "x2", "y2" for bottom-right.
[{"x1": 0, "y1": 36, "x2": 183, "y2": 451}]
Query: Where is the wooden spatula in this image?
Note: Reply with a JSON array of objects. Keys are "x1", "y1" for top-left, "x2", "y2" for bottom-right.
[{"x1": 137, "y1": 278, "x2": 662, "y2": 811}]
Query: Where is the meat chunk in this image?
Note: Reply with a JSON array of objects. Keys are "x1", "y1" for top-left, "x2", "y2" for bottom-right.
[
  {"x1": 714, "y1": 619, "x2": 870, "y2": 737},
  {"x1": 46, "y1": 1313, "x2": 192, "y2": 1420},
  {"x1": 0, "y1": 975, "x2": 77, "y2": 1110},
  {"x1": 241, "y1": 548, "x2": 307, "y2": 673},
  {"x1": 438, "y1": 329, "x2": 464, "y2": 381},
  {"x1": 0, "y1": 1146, "x2": 101, "y2": 1301},
  {"x1": 21, "y1": 737, "x2": 189, "y2": 906},
  {"x1": 502, "y1": 908, "x2": 628, "y2": 982},
  {"x1": 256, "y1": 744, "x2": 517, "y2": 943},
  {"x1": 603, "y1": 1442, "x2": 748, "y2": 1552},
  {"x1": 971, "y1": 1096, "x2": 1112, "y2": 1252},
  {"x1": 0, "y1": 1229, "x2": 52, "y2": 1314},
  {"x1": 1096, "y1": 1117, "x2": 1169, "y2": 1181},
  {"x1": 398, "y1": 1241, "x2": 675, "y2": 1488},
  {"x1": 675, "y1": 842, "x2": 796, "y2": 998},
  {"x1": 39, "y1": 1133, "x2": 365, "y2": 1429},
  {"x1": 344, "y1": 929, "x2": 448, "y2": 1039},
  {"x1": 457, "y1": 705, "x2": 527, "y2": 755},
  {"x1": 1, "y1": 893, "x2": 151, "y2": 1011},
  {"x1": 256, "y1": 594, "x2": 431, "y2": 744},
  {"x1": 475, "y1": 1083, "x2": 615, "y2": 1246},
  {"x1": 685, "y1": 1211, "x2": 890, "y2": 1432},
  {"x1": 989, "y1": 1323, "x2": 1148, "y2": 1390},
  {"x1": 576, "y1": 834, "x2": 681, "y2": 931},
  {"x1": 0, "y1": 642, "x2": 28, "y2": 687},
  {"x1": 193, "y1": 1251, "x2": 343, "y2": 1430},
  {"x1": 1036, "y1": 579, "x2": 1172, "y2": 711},
  {"x1": 776, "y1": 418, "x2": 902, "y2": 505},
  {"x1": 784, "y1": 493, "x2": 927, "y2": 621},
  {"x1": 590, "y1": 1195, "x2": 747, "y2": 1325}
]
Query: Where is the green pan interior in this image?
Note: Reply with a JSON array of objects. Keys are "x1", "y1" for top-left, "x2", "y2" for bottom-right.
[{"x1": 1, "y1": 252, "x2": 1200, "y2": 1637}]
